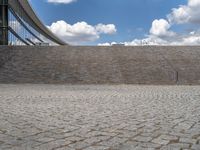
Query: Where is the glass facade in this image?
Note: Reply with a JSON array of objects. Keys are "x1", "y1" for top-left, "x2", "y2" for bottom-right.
[
  {"x1": 0, "y1": 0, "x2": 8, "y2": 45},
  {"x1": 0, "y1": 7, "x2": 2, "y2": 26},
  {"x1": 0, "y1": 0, "x2": 8, "y2": 5}
]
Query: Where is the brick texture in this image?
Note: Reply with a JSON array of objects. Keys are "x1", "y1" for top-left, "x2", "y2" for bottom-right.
[{"x1": 0, "y1": 46, "x2": 200, "y2": 84}]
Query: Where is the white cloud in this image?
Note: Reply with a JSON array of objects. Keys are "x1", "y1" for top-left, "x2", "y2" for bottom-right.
[
  {"x1": 102, "y1": 32, "x2": 200, "y2": 46},
  {"x1": 98, "y1": 42, "x2": 117, "y2": 46},
  {"x1": 47, "y1": 0, "x2": 76, "y2": 4},
  {"x1": 99, "y1": 18, "x2": 175, "y2": 46},
  {"x1": 108, "y1": 0, "x2": 200, "y2": 46},
  {"x1": 124, "y1": 36, "x2": 168, "y2": 46},
  {"x1": 98, "y1": 43, "x2": 112, "y2": 46},
  {"x1": 47, "y1": 0, "x2": 200, "y2": 46},
  {"x1": 168, "y1": 0, "x2": 200, "y2": 24},
  {"x1": 47, "y1": 20, "x2": 116, "y2": 45},
  {"x1": 179, "y1": 35, "x2": 200, "y2": 45},
  {"x1": 188, "y1": 0, "x2": 200, "y2": 7},
  {"x1": 168, "y1": 6, "x2": 191, "y2": 24},
  {"x1": 95, "y1": 24, "x2": 117, "y2": 34},
  {"x1": 150, "y1": 19, "x2": 175, "y2": 37},
  {"x1": 101, "y1": 34, "x2": 200, "y2": 46}
]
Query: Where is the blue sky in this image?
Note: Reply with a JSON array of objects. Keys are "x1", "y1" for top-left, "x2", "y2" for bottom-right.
[{"x1": 29, "y1": 0, "x2": 200, "y2": 45}]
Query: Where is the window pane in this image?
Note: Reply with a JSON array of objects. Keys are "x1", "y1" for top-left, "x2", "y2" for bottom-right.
[
  {"x1": 0, "y1": 7, "x2": 2, "y2": 26},
  {"x1": 0, "y1": 0, "x2": 8, "y2": 5}
]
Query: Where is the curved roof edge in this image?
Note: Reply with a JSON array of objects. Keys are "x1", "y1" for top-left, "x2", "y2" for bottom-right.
[{"x1": 8, "y1": 0, "x2": 67, "y2": 45}]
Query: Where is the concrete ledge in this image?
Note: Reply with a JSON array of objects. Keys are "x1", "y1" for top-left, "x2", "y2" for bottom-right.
[{"x1": 0, "y1": 46, "x2": 200, "y2": 84}]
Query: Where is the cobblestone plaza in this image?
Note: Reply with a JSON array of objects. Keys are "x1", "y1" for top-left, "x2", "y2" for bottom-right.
[{"x1": 0, "y1": 84, "x2": 200, "y2": 150}]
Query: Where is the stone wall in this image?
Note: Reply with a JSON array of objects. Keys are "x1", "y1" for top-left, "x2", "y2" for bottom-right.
[{"x1": 0, "y1": 46, "x2": 200, "y2": 84}]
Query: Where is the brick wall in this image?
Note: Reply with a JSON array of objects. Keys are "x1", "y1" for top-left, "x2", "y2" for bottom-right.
[{"x1": 0, "y1": 46, "x2": 200, "y2": 84}]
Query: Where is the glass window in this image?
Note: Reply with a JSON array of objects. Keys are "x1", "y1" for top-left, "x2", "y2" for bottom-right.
[
  {"x1": 0, "y1": 0, "x2": 8, "y2": 5},
  {"x1": 0, "y1": 0, "x2": 3, "y2": 5},
  {"x1": 0, "y1": 7, "x2": 2, "y2": 26}
]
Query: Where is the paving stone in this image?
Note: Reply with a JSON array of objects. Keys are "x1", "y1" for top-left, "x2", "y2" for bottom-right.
[
  {"x1": 0, "y1": 85, "x2": 200, "y2": 150},
  {"x1": 112, "y1": 140, "x2": 140, "y2": 150},
  {"x1": 152, "y1": 138, "x2": 169, "y2": 145},
  {"x1": 160, "y1": 145, "x2": 181, "y2": 150},
  {"x1": 133, "y1": 146, "x2": 156, "y2": 150},
  {"x1": 83, "y1": 145, "x2": 110, "y2": 150},
  {"x1": 84, "y1": 136, "x2": 111, "y2": 144},
  {"x1": 98, "y1": 137, "x2": 127, "y2": 147},
  {"x1": 191, "y1": 144, "x2": 200, "y2": 150},
  {"x1": 68, "y1": 141, "x2": 90, "y2": 149},
  {"x1": 54, "y1": 147, "x2": 75, "y2": 150},
  {"x1": 179, "y1": 137, "x2": 197, "y2": 144},
  {"x1": 35, "y1": 139, "x2": 72, "y2": 150},
  {"x1": 138, "y1": 142, "x2": 161, "y2": 148},
  {"x1": 132, "y1": 136, "x2": 152, "y2": 142},
  {"x1": 113, "y1": 143, "x2": 138, "y2": 150},
  {"x1": 168, "y1": 143, "x2": 190, "y2": 149},
  {"x1": 34, "y1": 137, "x2": 55, "y2": 143},
  {"x1": 159, "y1": 134, "x2": 179, "y2": 141}
]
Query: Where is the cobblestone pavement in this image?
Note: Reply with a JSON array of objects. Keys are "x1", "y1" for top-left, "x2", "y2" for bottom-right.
[{"x1": 0, "y1": 85, "x2": 200, "y2": 150}]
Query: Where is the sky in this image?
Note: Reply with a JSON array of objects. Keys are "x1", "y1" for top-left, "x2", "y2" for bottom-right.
[{"x1": 29, "y1": 0, "x2": 200, "y2": 45}]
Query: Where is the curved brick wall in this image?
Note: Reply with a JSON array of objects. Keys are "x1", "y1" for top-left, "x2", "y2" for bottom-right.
[{"x1": 0, "y1": 46, "x2": 200, "y2": 84}]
